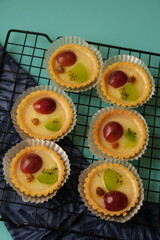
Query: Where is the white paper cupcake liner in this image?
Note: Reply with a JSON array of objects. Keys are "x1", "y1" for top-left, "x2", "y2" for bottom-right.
[
  {"x1": 97, "y1": 54, "x2": 155, "y2": 107},
  {"x1": 3, "y1": 139, "x2": 71, "y2": 203},
  {"x1": 11, "y1": 85, "x2": 77, "y2": 141},
  {"x1": 88, "y1": 106, "x2": 149, "y2": 161},
  {"x1": 78, "y1": 158, "x2": 144, "y2": 223},
  {"x1": 44, "y1": 36, "x2": 103, "y2": 92}
]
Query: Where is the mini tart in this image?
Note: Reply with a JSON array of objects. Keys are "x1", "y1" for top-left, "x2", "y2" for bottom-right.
[
  {"x1": 84, "y1": 163, "x2": 140, "y2": 217},
  {"x1": 93, "y1": 109, "x2": 147, "y2": 159},
  {"x1": 48, "y1": 43, "x2": 100, "y2": 89},
  {"x1": 9, "y1": 145, "x2": 65, "y2": 197},
  {"x1": 16, "y1": 90, "x2": 74, "y2": 140},
  {"x1": 100, "y1": 62, "x2": 151, "y2": 107}
]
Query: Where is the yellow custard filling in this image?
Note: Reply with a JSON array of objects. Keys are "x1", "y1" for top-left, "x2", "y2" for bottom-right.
[
  {"x1": 10, "y1": 146, "x2": 65, "y2": 197},
  {"x1": 94, "y1": 109, "x2": 147, "y2": 159},
  {"x1": 84, "y1": 163, "x2": 140, "y2": 216},
  {"x1": 48, "y1": 44, "x2": 99, "y2": 89},
  {"x1": 101, "y1": 62, "x2": 151, "y2": 107},
  {"x1": 88, "y1": 166, "x2": 137, "y2": 208},
  {"x1": 17, "y1": 90, "x2": 73, "y2": 140}
]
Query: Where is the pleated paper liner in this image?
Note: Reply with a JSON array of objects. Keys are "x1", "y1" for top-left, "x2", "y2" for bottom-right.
[
  {"x1": 11, "y1": 85, "x2": 77, "y2": 141},
  {"x1": 3, "y1": 139, "x2": 71, "y2": 203},
  {"x1": 88, "y1": 106, "x2": 149, "y2": 161},
  {"x1": 44, "y1": 36, "x2": 103, "y2": 92},
  {"x1": 78, "y1": 158, "x2": 144, "y2": 223},
  {"x1": 97, "y1": 55, "x2": 155, "y2": 108}
]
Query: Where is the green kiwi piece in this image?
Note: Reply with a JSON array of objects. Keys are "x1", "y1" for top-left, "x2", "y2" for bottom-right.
[
  {"x1": 124, "y1": 128, "x2": 137, "y2": 142},
  {"x1": 36, "y1": 168, "x2": 58, "y2": 184},
  {"x1": 123, "y1": 128, "x2": 137, "y2": 148},
  {"x1": 103, "y1": 169, "x2": 123, "y2": 191},
  {"x1": 68, "y1": 63, "x2": 89, "y2": 83},
  {"x1": 120, "y1": 82, "x2": 138, "y2": 101},
  {"x1": 45, "y1": 118, "x2": 61, "y2": 131}
]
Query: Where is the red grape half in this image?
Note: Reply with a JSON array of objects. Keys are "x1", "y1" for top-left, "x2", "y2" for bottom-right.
[
  {"x1": 56, "y1": 51, "x2": 77, "y2": 67},
  {"x1": 103, "y1": 121, "x2": 123, "y2": 142},
  {"x1": 33, "y1": 97, "x2": 56, "y2": 114},
  {"x1": 108, "y1": 71, "x2": 127, "y2": 88},
  {"x1": 104, "y1": 190, "x2": 128, "y2": 211},
  {"x1": 20, "y1": 153, "x2": 42, "y2": 174}
]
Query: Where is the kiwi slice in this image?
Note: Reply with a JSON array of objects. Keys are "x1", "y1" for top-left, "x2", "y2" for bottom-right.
[
  {"x1": 103, "y1": 169, "x2": 123, "y2": 191},
  {"x1": 68, "y1": 63, "x2": 89, "y2": 83},
  {"x1": 123, "y1": 128, "x2": 137, "y2": 148},
  {"x1": 36, "y1": 168, "x2": 58, "y2": 184},
  {"x1": 120, "y1": 82, "x2": 138, "y2": 101},
  {"x1": 124, "y1": 128, "x2": 137, "y2": 142},
  {"x1": 45, "y1": 118, "x2": 61, "y2": 131}
]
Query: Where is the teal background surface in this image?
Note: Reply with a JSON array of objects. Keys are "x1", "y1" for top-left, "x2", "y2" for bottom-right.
[
  {"x1": 1, "y1": 0, "x2": 160, "y2": 239},
  {"x1": 1, "y1": 0, "x2": 160, "y2": 53}
]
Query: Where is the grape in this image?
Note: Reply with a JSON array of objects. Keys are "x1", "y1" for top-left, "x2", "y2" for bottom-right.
[
  {"x1": 33, "y1": 98, "x2": 56, "y2": 114},
  {"x1": 108, "y1": 71, "x2": 127, "y2": 88},
  {"x1": 104, "y1": 191, "x2": 128, "y2": 211},
  {"x1": 20, "y1": 153, "x2": 42, "y2": 174},
  {"x1": 56, "y1": 51, "x2": 77, "y2": 67},
  {"x1": 103, "y1": 121, "x2": 123, "y2": 142}
]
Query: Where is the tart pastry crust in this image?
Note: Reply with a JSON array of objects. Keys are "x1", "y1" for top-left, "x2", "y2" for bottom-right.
[
  {"x1": 48, "y1": 43, "x2": 100, "y2": 89},
  {"x1": 93, "y1": 109, "x2": 147, "y2": 159},
  {"x1": 10, "y1": 146, "x2": 66, "y2": 197},
  {"x1": 100, "y1": 62, "x2": 151, "y2": 107},
  {"x1": 16, "y1": 90, "x2": 74, "y2": 140},
  {"x1": 84, "y1": 163, "x2": 140, "y2": 216}
]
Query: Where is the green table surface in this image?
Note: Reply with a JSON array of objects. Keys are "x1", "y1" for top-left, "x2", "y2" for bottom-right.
[{"x1": 1, "y1": 0, "x2": 160, "y2": 239}]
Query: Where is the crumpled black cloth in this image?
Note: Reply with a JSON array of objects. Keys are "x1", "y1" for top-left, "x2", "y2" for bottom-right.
[{"x1": 0, "y1": 45, "x2": 160, "y2": 240}]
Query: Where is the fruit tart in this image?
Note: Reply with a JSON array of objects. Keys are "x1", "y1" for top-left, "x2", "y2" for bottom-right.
[
  {"x1": 45, "y1": 36, "x2": 102, "y2": 92},
  {"x1": 98, "y1": 59, "x2": 153, "y2": 107},
  {"x1": 79, "y1": 160, "x2": 143, "y2": 222},
  {"x1": 88, "y1": 107, "x2": 148, "y2": 160},
  {"x1": 8, "y1": 144, "x2": 68, "y2": 199},
  {"x1": 12, "y1": 86, "x2": 76, "y2": 141}
]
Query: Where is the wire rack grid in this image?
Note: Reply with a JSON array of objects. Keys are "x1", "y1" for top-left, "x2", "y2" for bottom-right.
[{"x1": 0, "y1": 29, "x2": 160, "y2": 240}]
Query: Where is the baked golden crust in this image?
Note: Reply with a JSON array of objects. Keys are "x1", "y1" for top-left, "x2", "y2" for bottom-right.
[
  {"x1": 48, "y1": 43, "x2": 100, "y2": 89},
  {"x1": 100, "y1": 62, "x2": 151, "y2": 107},
  {"x1": 16, "y1": 90, "x2": 74, "y2": 140},
  {"x1": 84, "y1": 163, "x2": 140, "y2": 216},
  {"x1": 93, "y1": 109, "x2": 147, "y2": 159},
  {"x1": 10, "y1": 145, "x2": 66, "y2": 197}
]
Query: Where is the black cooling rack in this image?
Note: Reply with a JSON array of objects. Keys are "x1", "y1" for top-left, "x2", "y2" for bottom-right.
[{"x1": 0, "y1": 29, "x2": 160, "y2": 240}]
